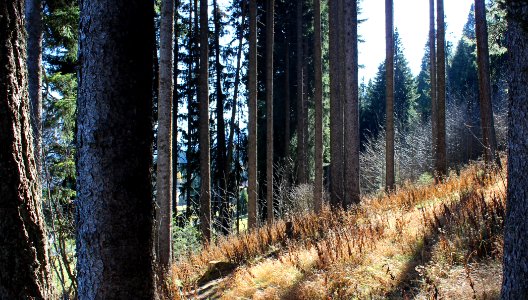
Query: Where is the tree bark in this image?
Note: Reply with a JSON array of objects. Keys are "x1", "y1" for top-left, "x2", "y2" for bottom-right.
[
  {"x1": 296, "y1": 0, "x2": 307, "y2": 185},
  {"x1": 26, "y1": 0, "x2": 43, "y2": 174},
  {"x1": 199, "y1": 0, "x2": 212, "y2": 241},
  {"x1": 474, "y1": 0, "x2": 500, "y2": 168},
  {"x1": 248, "y1": 0, "x2": 258, "y2": 229},
  {"x1": 76, "y1": 0, "x2": 155, "y2": 298},
  {"x1": 266, "y1": 0, "x2": 275, "y2": 222},
  {"x1": 385, "y1": 0, "x2": 395, "y2": 192},
  {"x1": 429, "y1": 0, "x2": 437, "y2": 174},
  {"x1": 213, "y1": 0, "x2": 229, "y2": 234},
  {"x1": 0, "y1": 1, "x2": 52, "y2": 298},
  {"x1": 501, "y1": 2, "x2": 528, "y2": 297},
  {"x1": 343, "y1": 0, "x2": 360, "y2": 207},
  {"x1": 314, "y1": 0, "x2": 323, "y2": 212},
  {"x1": 435, "y1": 0, "x2": 447, "y2": 179},
  {"x1": 284, "y1": 40, "x2": 291, "y2": 162},
  {"x1": 156, "y1": 0, "x2": 174, "y2": 268},
  {"x1": 329, "y1": 0, "x2": 344, "y2": 208}
]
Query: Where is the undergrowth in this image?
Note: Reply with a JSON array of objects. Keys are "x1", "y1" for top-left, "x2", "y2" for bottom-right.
[{"x1": 169, "y1": 161, "x2": 506, "y2": 299}]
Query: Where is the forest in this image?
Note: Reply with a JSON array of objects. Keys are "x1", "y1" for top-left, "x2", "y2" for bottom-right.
[{"x1": 0, "y1": 0, "x2": 527, "y2": 299}]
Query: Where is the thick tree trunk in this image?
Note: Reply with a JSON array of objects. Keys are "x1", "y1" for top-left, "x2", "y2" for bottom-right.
[
  {"x1": 248, "y1": 0, "x2": 258, "y2": 229},
  {"x1": 329, "y1": 0, "x2": 344, "y2": 208},
  {"x1": 343, "y1": 0, "x2": 360, "y2": 207},
  {"x1": 385, "y1": 0, "x2": 395, "y2": 192},
  {"x1": 266, "y1": 0, "x2": 275, "y2": 222},
  {"x1": 501, "y1": 2, "x2": 528, "y2": 297},
  {"x1": 0, "y1": 1, "x2": 52, "y2": 298},
  {"x1": 26, "y1": 0, "x2": 43, "y2": 174},
  {"x1": 199, "y1": 0, "x2": 212, "y2": 241},
  {"x1": 313, "y1": 0, "x2": 323, "y2": 212},
  {"x1": 474, "y1": 0, "x2": 500, "y2": 168},
  {"x1": 435, "y1": 0, "x2": 447, "y2": 179},
  {"x1": 296, "y1": 0, "x2": 307, "y2": 184},
  {"x1": 156, "y1": 0, "x2": 174, "y2": 268},
  {"x1": 76, "y1": 1, "x2": 155, "y2": 298},
  {"x1": 429, "y1": 0, "x2": 437, "y2": 173}
]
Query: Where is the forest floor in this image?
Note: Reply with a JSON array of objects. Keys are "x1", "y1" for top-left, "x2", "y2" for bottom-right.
[{"x1": 169, "y1": 161, "x2": 506, "y2": 299}]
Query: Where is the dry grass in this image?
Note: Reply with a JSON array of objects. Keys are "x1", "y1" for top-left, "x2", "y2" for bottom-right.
[{"x1": 169, "y1": 160, "x2": 506, "y2": 299}]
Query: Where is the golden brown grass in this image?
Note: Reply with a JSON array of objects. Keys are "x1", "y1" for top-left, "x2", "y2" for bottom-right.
[{"x1": 169, "y1": 161, "x2": 506, "y2": 299}]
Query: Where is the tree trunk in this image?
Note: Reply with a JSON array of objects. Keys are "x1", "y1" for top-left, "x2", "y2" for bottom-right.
[
  {"x1": 501, "y1": 2, "x2": 528, "y2": 297},
  {"x1": 385, "y1": 0, "x2": 395, "y2": 192},
  {"x1": 435, "y1": 0, "x2": 447, "y2": 179},
  {"x1": 172, "y1": 0, "x2": 180, "y2": 220},
  {"x1": 329, "y1": 0, "x2": 344, "y2": 208},
  {"x1": 313, "y1": 0, "x2": 323, "y2": 212},
  {"x1": 26, "y1": 0, "x2": 43, "y2": 174},
  {"x1": 474, "y1": 0, "x2": 500, "y2": 168},
  {"x1": 156, "y1": 0, "x2": 174, "y2": 268},
  {"x1": 343, "y1": 0, "x2": 360, "y2": 207},
  {"x1": 429, "y1": 0, "x2": 437, "y2": 174},
  {"x1": 296, "y1": 0, "x2": 306, "y2": 185},
  {"x1": 266, "y1": 0, "x2": 275, "y2": 222},
  {"x1": 199, "y1": 0, "x2": 212, "y2": 241},
  {"x1": 248, "y1": 0, "x2": 258, "y2": 229},
  {"x1": 0, "y1": 1, "x2": 52, "y2": 298},
  {"x1": 284, "y1": 40, "x2": 291, "y2": 162},
  {"x1": 76, "y1": 0, "x2": 155, "y2": 298}
]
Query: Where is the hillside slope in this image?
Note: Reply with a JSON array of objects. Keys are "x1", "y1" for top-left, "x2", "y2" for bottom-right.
[{"x1": 170, "y1": 162, "x2": 506, "y2": 299}]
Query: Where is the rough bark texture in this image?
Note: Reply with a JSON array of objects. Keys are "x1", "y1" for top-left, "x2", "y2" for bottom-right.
[
  {"x1": 199, "y1": 0, "x2": 212, "y2": 241},
  {"x1": 501, "y1": 2, "x2": 528, "y2": 297},
  {"x1": 343, "y1": 0, "x2": 360, "y2": 207},
  {"x1": 313, "y1": 0, "x2": 323, "y2": 212},
  {"x1": 248, "y1": 0, "x2": 258, "y2": 229},
  {"x1": 156, "y1": 0, "x2": 174, "y2": 267},
  {"x1": 385, "y1": 0, "x2": 395, "y2": 192},
  {"x1": 429, "y1": 0, "x2": 437, "y2": 172},
  {"x1": 213, "y1": 0, "x2": 229, "y2": 234},
  {"x1": 435, "y1": 0, "x2": 447, "y2": 179},
  {"x1": 0, "y1": 1, "x2": 52, "y2": 298},
  {"x1": 329, "y1": 0, "x2": 344, "y2": 208},
  {"x1": 26, "y1": 0, "x2": 43, "y2": 174},
  {"x1": 266, "y1": 0, "x2": 275, "y2": 222},
  {"x1": 76, "y1": 1, "x2": 155, "y2": 298},
  {"x1": 296, "y1": 0, "x2": 307, "y2": 184},
  {"x1": 474, "y1": 0, "x2": 500, "y2": 168}
]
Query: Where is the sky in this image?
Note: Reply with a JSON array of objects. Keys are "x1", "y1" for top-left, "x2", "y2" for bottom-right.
[{"x1": 358, "y1": 0, "x2": 474, "y2": 82}]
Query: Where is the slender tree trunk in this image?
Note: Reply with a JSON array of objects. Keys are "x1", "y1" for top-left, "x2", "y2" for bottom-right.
[
  {"x1": 329, "y1": 0, "x2": 344, "y2": 208},
  {"x1": 0, "y1": 1, "x2": 52, "y2": 297},
  {"x1": 474, "y1": 0, "x2": 500, "y2": 168},
  {"x1": 429, "y1": 0, "x2": 437, "y2": 173},
  {"x1": 26, "y1": 0, "x2": 43, "y2": 174},
  {"x1": 248, "y1": 0, "x2": 258, "y2": 229},
  {"x1": 76, "y1": 0, "x2": 155, "y2": 298},
  {"x1": 156, "y1": 0, "x2": 175, "y2": 268},
  {"x1": 266, "y1": 0, "x2": 275, "y2": 222},
  {"x1": 199, "y1": 0, "x2": 212, "y2": 241},
  {"x1": 501, "y1": 2, "x2": 528, "y2": 297},
  {"x1": 343, "y1": 0, "x2": 360, "y2": 207},
  {"x1": 172, "y1": 0, "x2": 180, "y2": 221},
  {"x1": 296, "y1": 0, "x2": 306, "y2": 184},
  {"x1": 213, "y1": 0, "x2": 229, "y2": 234},
  {"x1": 313, "y1": 0, "x2": 323, "y2": 212},
  {"x1": 435, "y1": 0, "x2": 447, "y2": 179},
  {"x1": 385, "y1": 0, "x2": 395, "y2": 192},
  {"x1": 284, "y1": 40, "x2": 291, "y2": 162}
]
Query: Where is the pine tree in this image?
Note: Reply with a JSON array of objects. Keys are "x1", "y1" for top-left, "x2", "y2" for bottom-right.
[
  {"x1": 501, "y1": 1, "x2": 528, "y2": 296},
  {"x1": 385, "y1": 0, "x2": 395, "y2": 192},
  {"x1": 248, "y1": 0, "x2": 258, "y2": 229},
  {"x1": 266, "y1": 0, "x2": 275, "y2": 222},
  {"x1": 313, "y1": 0, "x2": 324, "y2": 212},
  {"x1": 156, "y1": 0, "x2": 175, "y2": 267},
  {"x1": 76, "y1": 0, "x2": 155, "y2": 297},
  {"x1": 0, "y1": 1, "x2": 52, "y2": 297},
  {"x1": 435, "y1": 0, "x2": 447, "y2": 179},
  {"x1": 199, "y1": 0, "x2": 212, "y2": 241}
]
